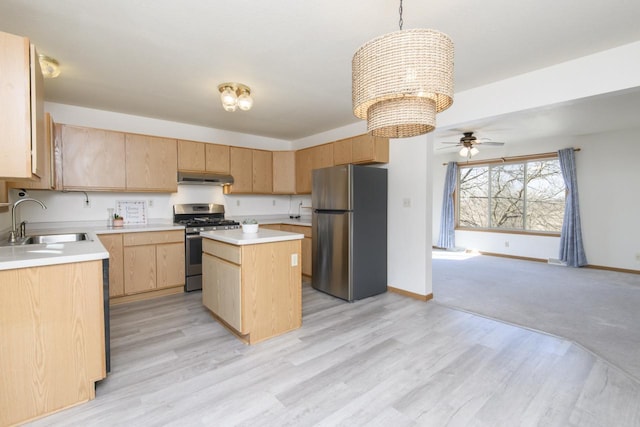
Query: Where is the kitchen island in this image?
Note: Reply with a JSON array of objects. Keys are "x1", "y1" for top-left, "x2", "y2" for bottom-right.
[{"x1": 201, "y1": 228, "x2": 304, "y2": 344}]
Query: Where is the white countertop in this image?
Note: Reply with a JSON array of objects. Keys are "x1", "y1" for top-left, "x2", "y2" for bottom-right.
[
  {"x1": 228, "y1": 215, "x2": 312, "y2": 227},
  {"x1": 0, "y1": 220, "x2": 184, "y2": 271},
  {"x1": 201, "y1": 228, "x2": 304, "y2": 246}
]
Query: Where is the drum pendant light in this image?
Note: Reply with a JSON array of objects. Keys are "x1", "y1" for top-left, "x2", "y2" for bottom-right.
[{"x1": 352, "y1": 0, "x2": 454, "y2": 138}]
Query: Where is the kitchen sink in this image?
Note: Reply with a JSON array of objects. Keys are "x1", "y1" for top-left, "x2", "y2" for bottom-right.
[
  {"x1": 1, "y1": 232, "x2": 91, "y2": 247},
  {"x1": 26, "y1": 233, "x2": 91, "y2": 244}
]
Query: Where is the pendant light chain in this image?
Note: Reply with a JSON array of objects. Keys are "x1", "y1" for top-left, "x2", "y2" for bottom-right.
[{"x1": 399, "y1": 0, "x2": 404, "y2": 30}]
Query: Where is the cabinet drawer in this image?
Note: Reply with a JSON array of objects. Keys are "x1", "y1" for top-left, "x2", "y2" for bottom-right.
[
  {"x1": 203, "y1": 239, "x2": 241, "y2": 264},
  {"x1": 123, "y1": 230, "x2": 184, "y2": 246},
  {"x1": 281, "y1": 224, "x2": 312, "y2": 237}
]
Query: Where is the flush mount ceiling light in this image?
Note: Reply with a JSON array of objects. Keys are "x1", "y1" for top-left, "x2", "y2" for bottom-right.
[
  {"x1": 218, "y1": 83, "x2": 253, "y2": 112},
  {"x1": 352, "y1": 0, "x2": 454, "y2": 138},
  {"x1": 38, "y1": 54, "x2": 61, "y2": 78}
]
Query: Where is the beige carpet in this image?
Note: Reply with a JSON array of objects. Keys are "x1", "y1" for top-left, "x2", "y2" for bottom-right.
[{"x1": 432, "y1": 251, "x2": 640, "y2": 381}]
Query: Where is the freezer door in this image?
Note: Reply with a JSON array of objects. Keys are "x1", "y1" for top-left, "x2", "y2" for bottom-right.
[
  {"x1": 312, "y1": 165, "x2": 352, "y2": 211},
  {"x1": 312, "y1": 211, "x2": 352, "y2": 301}
]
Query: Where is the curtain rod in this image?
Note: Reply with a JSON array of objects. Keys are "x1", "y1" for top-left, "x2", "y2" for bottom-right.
[{"x1": 442, "y1": 148, "x2": 581, "y2": 166}]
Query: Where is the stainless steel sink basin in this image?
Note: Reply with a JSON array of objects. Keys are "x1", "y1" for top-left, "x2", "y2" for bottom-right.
[{"x1": 26, "y1": 233, "x2": 90, "y2": 244}]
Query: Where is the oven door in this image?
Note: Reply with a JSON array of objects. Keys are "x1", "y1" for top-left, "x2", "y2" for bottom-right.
[{"x1": 185, "y1": 233, "x2": 203, "y2": 291}]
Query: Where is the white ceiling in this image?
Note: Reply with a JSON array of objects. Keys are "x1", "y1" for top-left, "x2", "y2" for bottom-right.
[{"x1": 1, "y1": 0, "x2": 640, "y2": 141}]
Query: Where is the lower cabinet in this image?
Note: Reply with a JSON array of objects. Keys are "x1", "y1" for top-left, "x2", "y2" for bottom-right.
[
  {"x1": 202, "y1": 238, "x2": 302, "y2": 344},
  {"x1": 99, "y1": 230, "x2": 185, "y2": 303}
]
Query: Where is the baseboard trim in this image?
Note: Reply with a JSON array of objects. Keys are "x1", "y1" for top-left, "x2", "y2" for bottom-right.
[
  {"x1": 110, "y1": 286, "x2": 184, "y2": 305},
  {"x1": 480, "y1": 252, "x2": 640, "y2": 274},
  {"x1": 388, "y1": 286, "x2": 433, "y2": 302}
]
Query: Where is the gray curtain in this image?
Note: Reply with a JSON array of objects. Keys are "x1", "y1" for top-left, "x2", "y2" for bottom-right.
[
  {"x1": 437, "y1": 161, "x2": 458, "y2": 249},
  {"x1": 558, "y1": 148, "x2": 587, "y2": 267}
]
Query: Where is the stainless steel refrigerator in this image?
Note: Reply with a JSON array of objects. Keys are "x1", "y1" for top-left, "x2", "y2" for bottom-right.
[{"x1": 312, "y1": 164, "x2": 387, "y2": 302}]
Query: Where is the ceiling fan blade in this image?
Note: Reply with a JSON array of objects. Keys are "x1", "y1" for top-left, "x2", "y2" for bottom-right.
[
  {"x1": 437, "y1": 145, "x2": 461, "y2": 150},
  {"x1": 476, "y1": 141, "x2": 505, "y2": 146},
  {"x1": 439, "y1": 141, "x2": 462, "y2": 145}
]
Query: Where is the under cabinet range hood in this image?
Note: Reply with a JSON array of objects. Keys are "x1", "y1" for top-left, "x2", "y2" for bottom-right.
[{"x1": 177, "y1": 172, "x2": 234, "y2": 186}]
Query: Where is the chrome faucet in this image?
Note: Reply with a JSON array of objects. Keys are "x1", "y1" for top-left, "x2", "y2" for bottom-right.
[{"x1": 8, "y1": 198, "x2": 47, "y2": 243}]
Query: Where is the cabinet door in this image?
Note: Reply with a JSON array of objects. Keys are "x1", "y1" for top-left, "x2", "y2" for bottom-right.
[
  {"x1": 252, "y1": 149, "x2": 273, "y2": 194},
  {"x1": 0, "y1": 32, "x2": 44, "y2": 180},
  {"x1": 205, "y1": 143, "x2": 230, "y2": 174},
  {"x1": 98, "y1": 234, "x2": 125, "y2": 297},
  {"x1": 7, "y1": 113, "x2": 55, "y2": 190},
  {"x1": 229, "y1": 147, "x2": 252, "y2": 193},
  {"x1": 123, "y1": 245, "x2": 156, "y2": 295},
  {"x1": 333, "y1": 137, "x2": 353, "y2": 165},
  {"x1": 202, "y1": 253, "x2": 242, "y2": 332},
  {"x1": 295, "y1": 147, "x2": 313, "y2": 194},
  {"x1": 352, "y1": 135, "x2": 389, "y2": 164},
  {"x1": 312, "y1": 143, "x2": 334, "y2": 170},
  {"x1": 125, "y1": 134, "x2": 177, "y2": 192},
  {"x1": 177, "y1": 140, "x2": 205, "y2": 172},
  {"x1": 156, "y1": 242, "x2": 185, "y2": 289},
  {"x1": 61, "y1": 125, "x2": 126, "y2": 190},
  {"x1": 272, "y1": 151, "x2": 296, "y2": 194}
]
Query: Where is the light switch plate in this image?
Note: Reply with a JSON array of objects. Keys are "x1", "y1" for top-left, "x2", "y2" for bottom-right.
[{"x1": 291, "y1": 253, "x2": 298, "y2": 266}]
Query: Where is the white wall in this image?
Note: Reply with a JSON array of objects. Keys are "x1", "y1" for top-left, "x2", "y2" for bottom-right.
[{"x1": 431, "y1": 128, "x2": 640, "y2": 271}]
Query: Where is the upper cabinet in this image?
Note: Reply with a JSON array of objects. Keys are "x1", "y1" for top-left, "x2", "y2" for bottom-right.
[
  {"x1": 58, "y1": 124, "x2": 177, "y2": 192},
  {"x1": 0, "y1": 31, "x2": 45, "y2": 180},
  {"x1": 272, "y1": 151, "x2": 296, "y2": 194},
  {"x1": 229, "y1": 147, "x2": 253, "y2": 193},
  {"x1": 334, "y1": 134, "x2": 389, "y2": 165},
  {"x1": 295, "y1": 143, "x2": 334, "y2": 194},
  {"x1": 178, "y1": 140, "x2": 230, "y2": 174},
  {"x1": 60, "y1": 125, "x2": 127, "y2": 190},
  {"x1": 125, "y1": 134, "x2": 177, "y2": 192},
  {"x1": 252, "y1": 149, "x2": 273, "y2": 194}
]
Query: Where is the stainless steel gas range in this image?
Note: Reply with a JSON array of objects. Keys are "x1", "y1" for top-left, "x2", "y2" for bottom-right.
[{"x1": 173, "y1": 203, "x2": 240, "y2": 292}]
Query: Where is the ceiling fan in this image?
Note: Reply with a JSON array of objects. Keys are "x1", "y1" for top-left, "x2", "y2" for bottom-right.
[{"x1": 439, "y1": 132, "x2": 505, "y2": 158}]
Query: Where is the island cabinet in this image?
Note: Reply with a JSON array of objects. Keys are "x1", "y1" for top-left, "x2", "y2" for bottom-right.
[
  {"x1": 100, "y1": 230, "x2": 185, "y2": 304},
  {"x1": 202, "y1": 235, "x2": 302, "y2": 344},
  {"x1": 0, "y1": 260, "x2": 106, "y2": 426},
  {"x1": 281, "y1": 224, "x2": 312, "y2": 277},
  {"x1": 177, "y1": 139, "x2": 230, "y2": 174},
  {"x1": 0, "y1": 31, "x2": 45, "y2": 181}
]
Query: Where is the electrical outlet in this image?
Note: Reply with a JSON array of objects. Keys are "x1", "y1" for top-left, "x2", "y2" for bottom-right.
[
  {"x1": 636, "y1": 253, "x2": 640, "y2": 262},
  {"x1": 291, "y1": 253, "x2": 298, "y2": 267},
  {"x1": 148, "y1": 199, "x2": 154, "y2": 208},
  {"x1": 504, "y1": 241, "x2": 510, "y2": 248},
  {"x1": 236, "y1": 200, "x2": 240, "y2": 206},
  {"x1": 272, "y1": 199, "x2": 276, "y2": 206},
  {"x1": 402, "y1": 198, "x2": 411, "y2": 208}
]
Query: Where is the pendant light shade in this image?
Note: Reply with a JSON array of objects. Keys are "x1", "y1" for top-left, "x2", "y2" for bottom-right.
[{"x1": 352, "y1": 28, "x2": 454, "y2": 138}]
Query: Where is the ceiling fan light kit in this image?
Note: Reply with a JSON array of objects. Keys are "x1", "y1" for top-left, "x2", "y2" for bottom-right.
[
  {"x1": 218, "y1": 82, "x2": 253, "y2": 112},
  {"x1": 352, "y1": 0, "x2": 454, "y2": 138}
]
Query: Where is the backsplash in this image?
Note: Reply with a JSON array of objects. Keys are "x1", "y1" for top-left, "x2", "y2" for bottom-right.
[{"x1": 5, "y1": 186, "x2": 311, "y2": 227}]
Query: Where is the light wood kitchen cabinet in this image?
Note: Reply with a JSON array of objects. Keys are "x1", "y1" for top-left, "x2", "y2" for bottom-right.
[
  {"x1": 60, "y1": 125, "x2": 127, "y2": 190},
  {"x1": 295, "y1": 143, "x2": 334, "y2": 194},
  {"x1": 7, "y1": 113, "x2": 57, "y2": 190},
  {"x1": 229, "y1": 147, "x2": 253, "y2": 193},
  {"x1": 272, "y1": 151, "x2": 296, "y2": 194},
  {"x1": 333, "y1": 134, "x2": 389, "y2": 165},
  {"x1": 125, "y1": 134, "x2": 178, "y2": 192},
  {"x1": 202, "y1": 237, "x2": 302, "y2": 344},
  {"x1": 281, "y1": 224, "x2": 312, "y2": 277},
  {"x1": 0, "y1": 260, "x2": 105, "y2": 426},
  {"x1": 252, "y1": 149, "x2": 273, "y2": 193},
  {"x1": 178, "y1": 139, "x2": 230, "y2": 174},
  {"x1": 103, "y1": 230, "x2": 184, "y2": 303},
  {"x1": 0, "y1": 31, "x2": 45, "y2": 181},
  {"x1": 98, "y1": 233, "x2": 125, "y2": 297}
]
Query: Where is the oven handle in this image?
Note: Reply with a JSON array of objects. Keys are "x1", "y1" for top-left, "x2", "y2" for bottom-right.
[{"x1": 186, "y1": 234, "x2": 202, "y2": 240}]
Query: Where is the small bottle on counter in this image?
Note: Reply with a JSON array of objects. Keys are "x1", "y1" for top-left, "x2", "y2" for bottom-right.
[{"x1": 107, "y1": 208, "x2": 114, "y2": 227}]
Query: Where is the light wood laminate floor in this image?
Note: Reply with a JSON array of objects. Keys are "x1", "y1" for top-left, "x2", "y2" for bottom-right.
[{"x1": 28, "y1": 285, "x2": 640, "y2": 426}]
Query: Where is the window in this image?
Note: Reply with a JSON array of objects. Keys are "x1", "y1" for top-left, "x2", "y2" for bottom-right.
[{"x1": 458, "y1": 158, "x2": 565, "y2": 233}]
